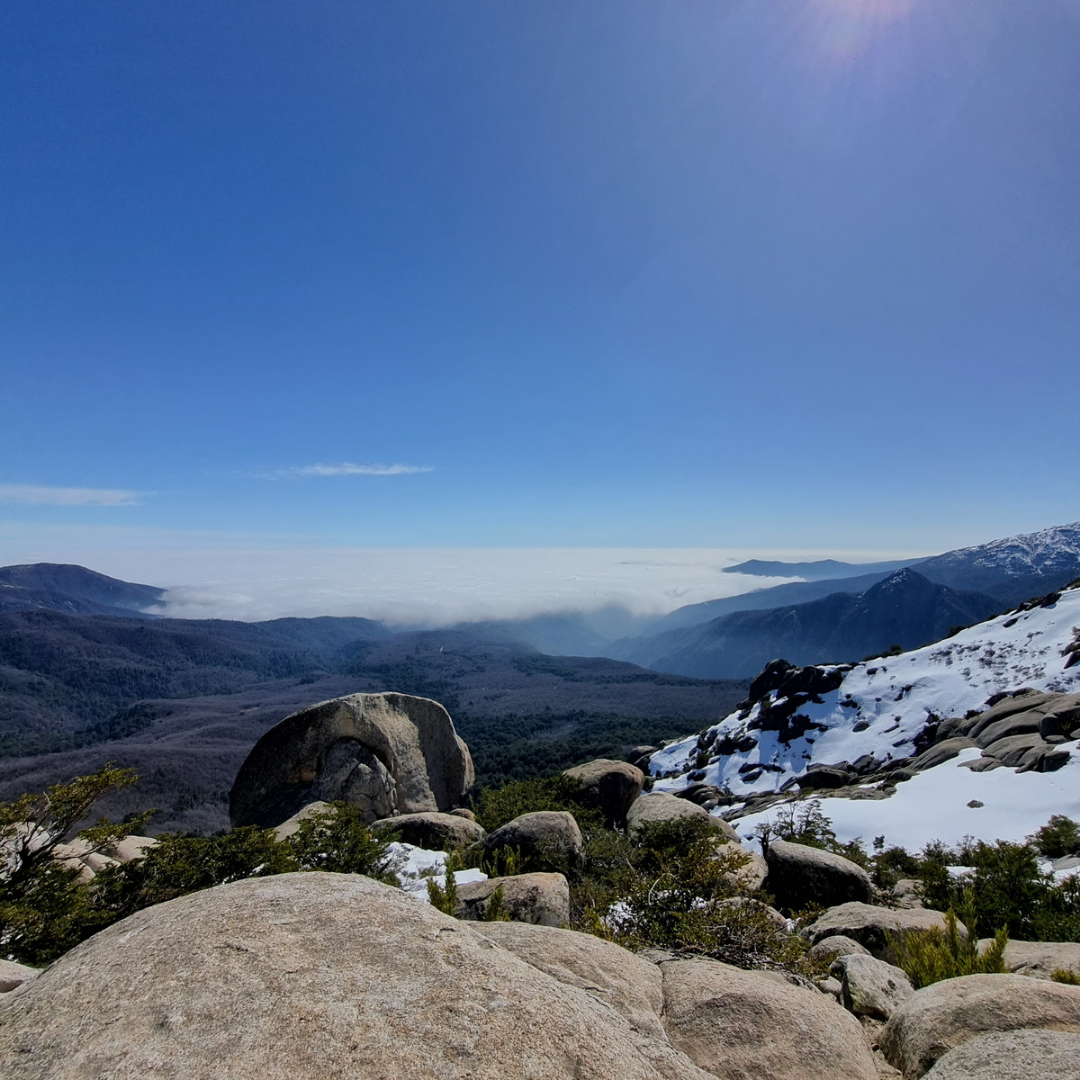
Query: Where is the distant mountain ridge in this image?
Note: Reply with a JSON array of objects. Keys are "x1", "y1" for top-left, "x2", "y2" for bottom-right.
[
  {"x1": 722, "y1": 556, "x2": 922, "y2": 580},
  {"x1": 614, "y1": 568, "x2": 1002, "y2": 679},
  {"x1": 652, "y1": 520, "x2": 1080, "y2": 636},
  {"x1": 0, "y1": 563, "x2": 166, "y2": 617}
]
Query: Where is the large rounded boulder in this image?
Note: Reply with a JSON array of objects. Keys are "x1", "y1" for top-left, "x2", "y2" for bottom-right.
[
  {"x1": 483, "y1": 811, "x2": 584, "y2": 868},
  {"x1": 805, "y1": 903, "x2": 954, "y2": 961},
  {"x1": 763, "y1": 840, "x2": 872, "y2": 912},
  {"x1": 0, "y1": 873, "x2": 714, "y2": 1080},
  {"x1": 370, "y1": 811, "x2": 485, "y2": 849},
  {"x1": 880, "y1": 973, "x2": 1080, "y2": 1078},
  {"x1": 229, "y1": 692, "x2": 475, "y2": 828},
  {"x1": 658, "y1": 955, "x2": 879, "y2": 1080},
  {"x1": 563, "y1": 759, "x2": 644, "y2": 826}
]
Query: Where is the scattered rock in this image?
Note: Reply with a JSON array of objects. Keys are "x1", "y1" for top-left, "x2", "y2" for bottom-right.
[
  {"x1": 891, "y1": 879, "x2": 923, "y2": 910},
  {"x1": 805, "y1": 903, "x2": 955, "y2": 961},
  {"x1": 0, "y1": 873, "x2": 713, "y2": 1080},
  {"x1": 798, "y1": 765, "x2": 853, "y2": 791},
  {"x1": 980, "y1": 732, "x2": 1047, "y2": 768},
  {"x1": 627, "y1": 793, "x2": 739, "y2": 843},
  {"x1": 833, "y1": 954, "x2": 914, "y2": 1021},
  {"x1": 658, "y1": 955, "x2": 879, "y2": 1080},
  {"x1": 922, "y1": 1029, "x2": 1080, "y2": 1080},
  {"x1": 271, "y1": 800, "x2": 332, "y2": 840},
  {"x1": 564, "y1": 759, "x2": 644, "y2": 826},
  {"x1": 910, "y1": 738, "x2": 977, "y2": 771},
  {"x1": 229, "y1": 692, "x2": 475, "y2": 828},
  {"x1": 370, "y1": 811, "x2": 486, "y2": 849},
  {"x1": 723, "y1": 848, "x2": 768, "y2": 892},
  {"x1": 880, "y1": 973, "x2": 1080, "y2": 1078},
  {"x1": 764, "y1": 841, "x2": 873, "y2": 911},
  {"x1": 0, "y1": 960, "x2": 39, "y2": 994},
  {"x1": 482, "y1": 811, "x2": 584, "y2": 866},
  {"x1": 455, "y1": 872, "x2": 570, "y2": 927},
  {"x1": 983, "y1": 939, "x2": 1080, "y2": 981},
  {"x1": 476, "y1": 921, "x2": 667, "y2": 1039},
  {"x1": 809, "y1": 935, "x2": 871, "y2": 964}
]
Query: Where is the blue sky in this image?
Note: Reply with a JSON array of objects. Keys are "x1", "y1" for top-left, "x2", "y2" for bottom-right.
[{"x1": 2, "y1": 1, "x2": 1078, "y2": 583}]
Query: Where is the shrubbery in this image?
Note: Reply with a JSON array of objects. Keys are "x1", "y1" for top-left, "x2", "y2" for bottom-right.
[{"x1": 888, "y1": 911, "x2": 1007, "y2": 988}]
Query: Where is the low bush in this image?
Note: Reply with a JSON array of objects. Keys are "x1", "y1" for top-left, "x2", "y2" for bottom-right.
[{"x1": 888, "y1": 911, "x2": 1007, "y2": 988}]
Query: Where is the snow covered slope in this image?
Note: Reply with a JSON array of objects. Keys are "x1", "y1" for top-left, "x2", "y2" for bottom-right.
[{"x1": 650, "y1": 582, "x2": 1080, "y2": 798}]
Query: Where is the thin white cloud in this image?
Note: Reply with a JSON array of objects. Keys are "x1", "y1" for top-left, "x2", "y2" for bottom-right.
[
  {"x1": 0, "y1": 484, "x2": 142, "y2": 507},
  {"x1": 270, "y1": 462, "x2": 433, "y2": 478}
]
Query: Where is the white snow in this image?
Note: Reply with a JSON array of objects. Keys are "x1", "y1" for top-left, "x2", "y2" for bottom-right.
[
  {"x1": 386, "y1": 841, "x2": 487, "y2": 901},
  {"x1": 731, "y1": 748, "x2": 1080, "y2": 852},
  {"x1": 651, "y1": 584, "x2": 1080, "y2": 800}
]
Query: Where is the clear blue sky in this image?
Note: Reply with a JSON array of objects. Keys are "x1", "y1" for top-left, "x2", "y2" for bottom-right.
[{"x1": 2, "y1": 0, "x2": 1078, "y2": 556}]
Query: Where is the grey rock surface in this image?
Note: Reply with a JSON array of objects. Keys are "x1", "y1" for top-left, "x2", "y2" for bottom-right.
[
  {"x1": 627, "y1": 793, "x2": 739, "y2": 843},
  {"x1": 0, "y1": 960, "x2": 39, "y2": 994},
  {"x1": 764, "y1": 840, "x2": 873, "y2": 911},
  {"x1": 880, "y1": 973, "x2": 1080, "y2": 1079},
  {"x1": 805, "y1": 903, "x2": 954, "y2": 961},
  {"x1": 0, "y1": 872, "x2": 713, "y2": 1080},
  {"x1": 476, "y1": 921, "x2": 667, "y2": 1039},
  {"x1": 564, "y1": 758, "x2": 645, "y2": 825},
  {"x1": 833, "y1": 954, "x2": 914, "y2": 1020},
  {"x1": 922, "y1": 1029, "x2": 1080, "y2": 1080},
  {"x1": 229, "y1": 692, "x2": 474, "y2": 827},
  {"x1": 482, "y1": 810, "x2": 584, "y2": 865},
  {"x1": 370, "y1": 811, "x2": 485, "y2": 849},
  {"x1": 658, "y1": 955, "x2": 879, "y2": 1080},
  {"x1": 983, "y1": 938, "x2": 1080, "y2": 981},
  {"x1": 809, "y1": 935, "x2": 871, "y2": 964},
  {"x1": 911, "y1": 737, "x2": 977, "y2": 771},
  {"x1": 455, "y1": 872, "x2": 570, "y2": 927}
]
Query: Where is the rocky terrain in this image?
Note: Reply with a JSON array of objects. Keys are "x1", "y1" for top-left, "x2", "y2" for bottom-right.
[
  {"x1": 4, "y1": 688, "x2": 1080, "y2": 1078},
  {"x1": 648, "y1": 580, "x2": 1080, "y2": 850}
]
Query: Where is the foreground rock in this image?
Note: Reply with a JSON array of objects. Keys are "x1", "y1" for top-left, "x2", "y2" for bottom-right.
[
  {"x1": 455, "y1": 872, "x2": 570, "y2": 927},
  {"x1": 880, "y1": 973, "x2": 1080, "y2": 1078},
  {"x1": 984, "y1": 938, "x2": 1080, "y2": 981},
  {"x1": 229, "y1": 692, "x2": 475, "y2": 828},
  {"x1": 806, "y1": 903, "x2": 954, "y2": 960},
  {"x1": 476, "y1": 921, "x2": 667, "y2": 1040},
  {"x1": 809, "y1": 935, "x2": 871, "y2": 964},
  {"x1": 482, "y1": 810, "x2": 584, "y2": 866},
  {"x1": 923, "y1": 1029, "x2": 1080, "y2": 1079},
  {"x1": 564, "y1": 758, "x2": 644, "y2": 826},
  {"x1": 658, "y1": 956, "x2": 878, "y2": 1080},
  {"x1": 0, "y1": 960, "x2": 38, "y2": 994},
  {"x1": 832, "y1": 954, "x2": 913, "y2": 1020},
  {"x1": 627, "y1": 793, "x2": 739, "y2": 843},
  {"x1": 763, "y1": 841, "x2": 872, "y2": 911},
  {"x1": 371, "y1": 811, "x2": 485, "y2": 849},
  {"x1": 0, "y1": 873, "x2": 712, "y2": 1080}
]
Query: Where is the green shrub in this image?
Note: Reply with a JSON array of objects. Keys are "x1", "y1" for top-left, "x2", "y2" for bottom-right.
[
  {"x1": 471, "y1": 774, "x2": 586, "y2": 832},
  {"x1": 1052, "y1": 967, "x2": 1080, "y2": 985},
  {"x1": 1031, "y1": 815, "x2": 1080, "y2": 859},
  {"x1": 889, "y1": 911, "x2": 1007, "y2": 988}
]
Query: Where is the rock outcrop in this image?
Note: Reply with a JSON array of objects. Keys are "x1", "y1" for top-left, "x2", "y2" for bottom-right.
[
  {"x1": 921, "y1": 1029, "x2": 1080, "y2": 1079},
  {"x1": 0, "y1": 872, "x2": 713, "y2": 1080},
  {"x1": 370, "y1": 811, "x2": 485, "y2": 849},
  {"x1": 880, "y1": 973, "x2": 1080, "y2": 1078},
  {"x1": 805, "y1": 903, "x2": 954, "y2": 961},
  {"x1": 564, "y1": 759, "x2": 644, "y2": 826},
  {"x1": 0, "y1": 960, "x2": 38, "y2": 994},
  {"x1": 482, "y1": 811, "x2": 584, "y2": 866},
  {"x1": 987, "y1": 938, "x2": 1080, "y2": 981},
  {"x1": 455, "y1": 872, "x2": 570, "y2": 927},
  {"x1": 627, "y1": 793, "x2": 739, "y2": 843},
  {"x1": 658, "y1": 955, "x2": 879, "y2": 1080},
  {"x1": 832, "y1": 953, "x2": 913, "y2": 1021},
  {"x1": 763, "y1": 841, "x2": 873, "y2": 911},
  {"x1": 229, "y1": 692, "x2": 475, "y2": 828},
  {"x1": 476, "y1": 921, "x2": 668, "y2": 1039}
]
